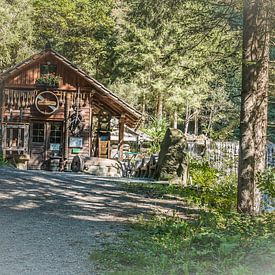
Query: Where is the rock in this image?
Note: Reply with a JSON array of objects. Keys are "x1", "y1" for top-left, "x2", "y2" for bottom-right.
[{"x1": 154, "y1": 128, "x2": 187, "y2": 183}]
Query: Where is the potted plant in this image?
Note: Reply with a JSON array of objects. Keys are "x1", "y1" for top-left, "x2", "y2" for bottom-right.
[{"x1": 35, "y1": 74, "x2": 61, "y2": 88}]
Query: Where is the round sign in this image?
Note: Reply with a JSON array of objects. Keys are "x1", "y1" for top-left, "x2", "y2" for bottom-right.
[{"x1": 35, "y1": 91, "x2": 59, "y2": 115}]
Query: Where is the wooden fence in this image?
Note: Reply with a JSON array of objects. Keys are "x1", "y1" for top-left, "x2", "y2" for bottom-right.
[{"x1": 187, "y1": 140, "x2": 275, "y2": 175}]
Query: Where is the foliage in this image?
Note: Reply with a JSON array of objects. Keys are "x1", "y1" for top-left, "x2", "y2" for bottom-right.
[
  {"x1": 0, "y1": 0, "x2": 273, "y2": 141},
  {"x1": 188, "y1": 158, "x2": 219, "y2": 186},
  {"x1": 35, "y1": 74, "x2": 61, "y2": 87},
  {"x1": 0, "y1": 0, "x2": 34, "y2": 72},
  {"x1": 0, "y1": 155, "x2": 7, "y2": 166},
  {"x1": 142, "y1": 118, "x2": 168, "y2": 154},
  {"x1": 258, "y1": 168, "x2": 275, "y2": 209},
  {"x1": 188, "y1": 158, "x2": 237, "y2": 211},
  {"x1": 32, "y1": 0, "x2": 115, "y2": 81},
  {"x1": 91, "y1": 210, "x2": 274, "y2": 275},
  {"x1": 258, "y1": 168, "x2": 275, "y2": 197},
  {"x1": 110, "y1": 0, "x2": 242, "y2": 137},
  {"x1": 122, "y1": 172, "x2": 237, "y2": 212},
  {"x1": 90, "y1": 160, "x2": 273, "y2": 274}
]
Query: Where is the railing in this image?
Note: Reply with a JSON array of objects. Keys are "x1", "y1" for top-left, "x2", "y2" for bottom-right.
[{"x1": 187, "y1": 140, "x2": 275, "y2": 175}]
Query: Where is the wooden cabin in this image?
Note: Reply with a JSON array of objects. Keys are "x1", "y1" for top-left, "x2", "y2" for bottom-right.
[{"x1": 0, "y1": 48, "x2": 142, "y2": 170}]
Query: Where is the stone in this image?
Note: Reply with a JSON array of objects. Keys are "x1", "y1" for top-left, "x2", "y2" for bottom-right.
[{"x1": 154, "y1": 128, "x2": 187, "y2": 183}]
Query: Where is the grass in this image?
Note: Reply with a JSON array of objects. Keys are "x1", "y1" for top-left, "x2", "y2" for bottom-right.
[
  {"x1": 0, "y1": 155, "x2": 7, "y2": 167},
  {"x1": 90, "y1": 210, "x2": 274, "y2": 274},
  {"x1": 90, "y1": 179, "x2": 274, "y2": 274}
]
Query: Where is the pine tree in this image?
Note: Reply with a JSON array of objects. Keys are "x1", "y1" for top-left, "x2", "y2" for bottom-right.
[
  {"x1": 0, "y1": 0, "x2": 34, "y2": 72},
  {"x1": 237, "y1": 0, "x2": 271, "y2": 214}
]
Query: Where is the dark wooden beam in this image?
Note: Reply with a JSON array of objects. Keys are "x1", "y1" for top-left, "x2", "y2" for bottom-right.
[{"x1": 118, "y1": 114, "x2": 125, "y2": 160}]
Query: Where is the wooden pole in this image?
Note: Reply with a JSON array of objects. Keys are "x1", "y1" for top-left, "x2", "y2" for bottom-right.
[
  {"x1": 63, "y1": 92, "x2": 70, "y2": 169},
  {"x1": 89, "y1": 93, "x2": 93, "y2": 157},
  {"x1": 118, "y1": 114, "x2": 125, "y2": 160},
  {"x1": 0, "y1": 85, "x2": 5, "y2": 157}
]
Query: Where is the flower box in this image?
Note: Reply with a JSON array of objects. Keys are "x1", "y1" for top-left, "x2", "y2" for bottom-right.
[{"x1": 35, "y1": 74, "x2": 61, "y2": 89}]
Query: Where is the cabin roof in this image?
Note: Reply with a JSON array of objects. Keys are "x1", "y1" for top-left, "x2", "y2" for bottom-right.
[{"x1": 0, "y1": 49, "x2": 142, "y2": 128}]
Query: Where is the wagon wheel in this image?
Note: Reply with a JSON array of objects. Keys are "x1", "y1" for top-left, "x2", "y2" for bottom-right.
[{"x1": 71, "y1": 155, "x2": 84, "y2": 172}]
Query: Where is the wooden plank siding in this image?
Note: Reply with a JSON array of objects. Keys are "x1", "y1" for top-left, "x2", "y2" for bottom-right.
[{"x1": 0, "y1": 48, "x2": 141, "y2": 169}]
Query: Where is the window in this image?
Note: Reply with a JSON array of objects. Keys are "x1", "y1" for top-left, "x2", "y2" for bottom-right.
[
  {"x1": 6, "y1": 128, "x2": 24, "y2": 148},
  {"x1": 50, "y1": 123, "x2": 62, "y2": 144},
  {"x1": 40, "y1": 64, "x2": 57, "y2": 75},
  {"x1": 32, "y1": 123, "x2": 44, "y2": 142}
]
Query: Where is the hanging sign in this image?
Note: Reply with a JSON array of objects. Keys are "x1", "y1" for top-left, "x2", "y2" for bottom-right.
[
  {"x1": 69, "y1": 137, "x2": 83, "y2": 148},
  {"x1": 35, "y1": 91, "x2": 59, "y2": 115}
]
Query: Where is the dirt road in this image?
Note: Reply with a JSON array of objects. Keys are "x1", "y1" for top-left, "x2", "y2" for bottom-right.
[{"x1": 0, "y1": 168, "x2": 190, "y2": 274}]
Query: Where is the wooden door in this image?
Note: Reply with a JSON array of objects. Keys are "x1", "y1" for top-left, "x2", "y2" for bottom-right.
[
  {"x1": 28, "y1": 122, "x2": 46, "y2": 169},
  {"x1": 28, "y1": 121, "x2": 63, "y2": 169}
]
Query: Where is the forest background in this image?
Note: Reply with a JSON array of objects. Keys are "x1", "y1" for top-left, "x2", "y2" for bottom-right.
[{"x1": 0, "y1": 0, "x2": 274, "y2": 141}]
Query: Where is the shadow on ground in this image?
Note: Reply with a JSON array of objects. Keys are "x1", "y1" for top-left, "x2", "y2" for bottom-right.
[
  {"x1": 0, "y1": 167, "x2": 198, "y2": 222},
  {"x1": 0, "y1": 167, "x2": 198, "y2": 275}
]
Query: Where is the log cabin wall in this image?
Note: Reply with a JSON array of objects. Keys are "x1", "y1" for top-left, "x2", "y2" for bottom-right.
[{"x1": 0, "y1": 49, "x2": 141, "y2": 170}]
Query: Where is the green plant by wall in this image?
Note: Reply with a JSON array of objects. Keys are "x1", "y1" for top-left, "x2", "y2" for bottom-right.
[
  {"x1": 35, "y1": 74, "x2": 61, "y2": 88},
  {"x1": 142, "y1": 118, "x2": 168, "y2": 154},
  {"x1": 0, "y1": 155, "x2": 7, "y2": 166}
]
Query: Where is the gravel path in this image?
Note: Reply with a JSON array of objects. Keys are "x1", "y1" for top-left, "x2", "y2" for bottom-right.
[{"x1": 0, "y1": 168, "x2": 194, "y2": 275}]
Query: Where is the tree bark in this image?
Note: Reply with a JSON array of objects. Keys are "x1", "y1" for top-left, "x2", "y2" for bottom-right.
[
  {"x1": 194, "y1": 110, "x2": 199, "y2": 136},
  {"x1": 140, "y1": 92, "x2": 146, "y2": 128},
  {"x1": 238, "y1": 0, "x2": 270, "y2": 215},
  {"x1": 156, "y1": 93, "x2": 163, "y2": 118},
  {"x1": 207, "y1": 109, "x2": 213, "y2": 136},
  {"x1": 173, "y1": 110, "x2": 178, "y2": 129},
  {"x1": 184, "y1": 104, "x2": 190, "y2": 134}
]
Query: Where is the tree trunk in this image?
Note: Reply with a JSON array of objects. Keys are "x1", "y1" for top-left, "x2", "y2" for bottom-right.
[
  {"x1": 184, "y1": 104, "x2": 190, "y2": 134},
  {"x1": 238, "y1": 0, "x2": 270, "y2": 215},
  {"x1": 194, "y1": 110, "x2": 199, "y2": 136},
  {"x1": 173, "y1": 110, "x2": 178, "y2": 129},
  {"x1": 142, "y1": 92, "x2": 146, "y2": 115},
  {"x1": 207, "y1": 109, "x2": 214, "y2": 137},
  {"x1": 156, "y1": 93, "x2": 163, "y2": 118},
  {"x1": 140, "y1": 92, "x2": 146, "y2": 127}
]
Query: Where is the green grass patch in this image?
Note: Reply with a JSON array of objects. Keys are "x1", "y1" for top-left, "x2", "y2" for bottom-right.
[
  {"x1": 0, "y1": 155, "x2": 7, "y2": 167},
  {"x1": 90, "y1": 211, "x2": 275, "y2": 275},
  {"x1": 90, "y1": 161, "x2": 274, "y2": 274},
  {"x1": 120, "y1": 178, "x2": 237, "y2": 212}
]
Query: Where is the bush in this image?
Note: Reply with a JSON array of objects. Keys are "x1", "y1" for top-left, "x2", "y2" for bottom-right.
[
  {"x1": 142, "y1": 118, "x2": 168, "y2": 154},
  {"x1": 185, "y1": 158, "x2": 237, "y2": 211},
  {"x1": 258, "y1": 167, "x2": 275, "y2": 198}
]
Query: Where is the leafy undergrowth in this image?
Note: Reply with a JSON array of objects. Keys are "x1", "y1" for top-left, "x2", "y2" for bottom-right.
[
  {"x1": 91, "y1": 163, "x2": 274, "y2": 274},
  {"x1": 0, "y1": 155, "x2": 7, "y2": 167},
  {"x1": 120, "y1": 178, "x2": 237, "y2": 212},
  {"x1": 91, "y1": 211, "x2": 274, "y2": 275}
]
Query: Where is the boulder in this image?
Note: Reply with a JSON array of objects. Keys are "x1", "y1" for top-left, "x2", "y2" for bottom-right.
[
  {"x1": 154, "y1": 128, "x2": 187, "y2": 183},
  {"x1": 71, "y1": 156, "x2": 121, "y2": 177}
]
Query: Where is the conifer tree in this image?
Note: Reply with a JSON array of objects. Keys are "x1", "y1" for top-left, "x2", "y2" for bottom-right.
[{"x1": 237, "y1": 0, "x2": 271, "y2": 214}]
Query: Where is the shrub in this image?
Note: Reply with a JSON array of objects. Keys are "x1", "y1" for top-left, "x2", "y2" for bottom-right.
[{"x1": 188, "y1": 158, "x2": 237, "y2": 211}]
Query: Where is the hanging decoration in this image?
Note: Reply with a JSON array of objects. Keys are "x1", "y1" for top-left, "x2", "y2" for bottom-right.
[{"x1": 69, "y1": 86, "x2": 84, "y2": 136}]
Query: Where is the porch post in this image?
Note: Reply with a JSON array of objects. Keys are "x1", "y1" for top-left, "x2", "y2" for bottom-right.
[
  {"x1": 118, "y1": 114, "x2": 125, "y2": 160},
  {"x1": 89, "y1": 93, "x2": 94, "y2": 157},
  {"x1": 0, "y1": 86, "x2": 5, "y2": 157},
  {"x1": 63, "y1": 92, "x2": 70, "y2": 168}
]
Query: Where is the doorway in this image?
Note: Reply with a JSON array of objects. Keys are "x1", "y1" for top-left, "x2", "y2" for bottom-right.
[{"x1": 28, "y1": 121, "x2": 63, "y2": 169}]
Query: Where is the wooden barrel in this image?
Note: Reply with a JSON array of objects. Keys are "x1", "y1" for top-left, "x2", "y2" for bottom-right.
[
  {"x1": 48, "y1": 157, "x2": 61, "y2": 171},
  {"x1": 71, "y1": 155, "x2": 84, "y2": 172}
]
